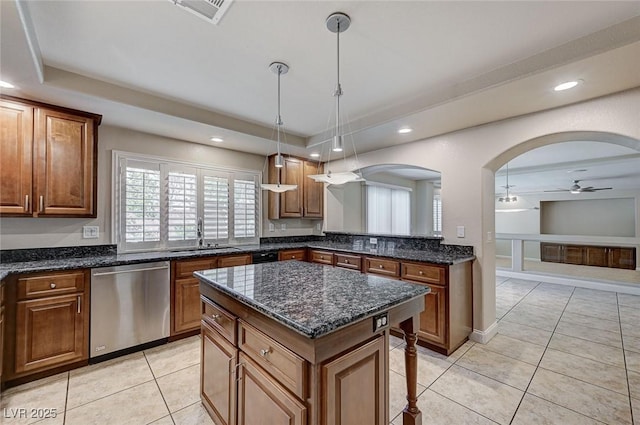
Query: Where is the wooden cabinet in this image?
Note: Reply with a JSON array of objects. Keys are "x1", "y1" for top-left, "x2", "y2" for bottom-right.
[
  {"x1": 541, "y1": 242, "x2": 636, "y2": 270},
  {"x1": 417, "y1": 284, "x2": 447, "y2": 345},
  {"x1": 172, "y1": 254, "x2": 252, "y2": 337},
  {"x1": 309, "y1": 250, "x2": 334, "y2": 266},
  {"x1": 201, "y1": 321, "x2": 237, "y2": 425},
  {"x1": 0, "y1": 96, "x2": 101, "y2": 217},
  {"x1": 364, "y1": 257, "x2": 400, "y2": 278},
  {"x1": 279, "y1": 249, "x2": 306, "y2": 261},
  {"x1": 334, "y1": 253, "x2": 362, "y2": 271},
  {"x1": 1, "y1": 281, "x2": 4, "y2": 384},
  {"x1": 6, "y1": 270, "x2": 89, "y2": 379},
  {"x1": 268, "y1": 155, "x2": 324, "y2": 219},
  {"x1": 322, "y1": 335, "x2": 386, "y2": 425}
]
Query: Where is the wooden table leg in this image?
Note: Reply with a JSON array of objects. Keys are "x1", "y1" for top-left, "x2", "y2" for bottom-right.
[{"x1": 399, "y1": 315, "x2": 422, "y2": 425}]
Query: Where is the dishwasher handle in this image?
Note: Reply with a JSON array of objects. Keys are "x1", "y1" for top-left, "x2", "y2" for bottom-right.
[{"x1": 92, "y1": 265, "x2": 169, "y2": 277}]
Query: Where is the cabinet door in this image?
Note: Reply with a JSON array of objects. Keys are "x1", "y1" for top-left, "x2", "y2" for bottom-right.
[
  {"x1": 609, "y1": 248, "x2": 636, "y2": 270},
  {"x1": 278, "y1": 249, "x2": 306, "y2": 261},
  {"x1": 173, "y1": 277, "x2": 202, "y2": 334},
  {"x1": 0, "y1": 100, "x2": 33, "y2": 215},
  {"x1": 15, "y1": 294, "x2": 87, "y2": 374},
  {"x1": 563, "y1": 245, "x2": 584, "y2": 265},
  {"x1": 218, "y1": 254, "x2": 252, "y2": 268},
  {"x1": 540, "y1": 243, "x2": 563, "y2": 263},
  {"x1": 279, "y1": 157, "x2": 304, "y2": 218},
  {"x1": 322, "y1": 335, "x2": 386, "y2": 425},
  {"x1": 237, "y1": 353, "x2": 306, "y2": 425},
  {"x1": 417, "y1": 284, "x2": 447, "y2": 346},
  {"x1": 303, "y1": 161, "x2": 323, "y2": 218},
  {"x1": 585, "y1": 246, "x2": 608, "y2": 267},
  {"x1": 201, "y1": 322, "x2": 237, "y2": 425},
  {"x1": 34, "y1": 108, "x2": 96, "y2": 216}
]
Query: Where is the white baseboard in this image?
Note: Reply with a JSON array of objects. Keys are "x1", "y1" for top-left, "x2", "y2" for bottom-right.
[
  {"x1": 497, "y1": 269, "x2": 640, "y2": 295},
  {"x1": 470, "y1": 321, "x2": 498, "y2": 344}
]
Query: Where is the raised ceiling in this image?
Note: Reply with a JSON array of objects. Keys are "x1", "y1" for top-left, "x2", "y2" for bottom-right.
[{"x1": 1, "y1": 1, "x2": 640, "y2": 161}]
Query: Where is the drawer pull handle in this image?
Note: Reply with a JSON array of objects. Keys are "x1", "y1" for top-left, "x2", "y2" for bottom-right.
[
  {"x1": 77, "y1": 295, "x2": 81, "y2": 314},
  {"x1": 39, "y1": 195, "x2": 44, "y2": 213},
  {"x1": 379, "y1": 265, "x2": 384, "y2": 269},
  {"x1": 50, "y1": 283, "x2": 57, "y2": 289},
  {"x1": 211, "y1": 314, "x2": 221, "y2": 321},
  {"x1": 24, "y1": 195, "x2": 29, "y2": 212},
  {"x1": 260, "y1": 348, "x2": 271, "y2": 357}
]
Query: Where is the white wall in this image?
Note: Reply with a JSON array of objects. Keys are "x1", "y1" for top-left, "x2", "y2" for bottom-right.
[
  {"x1": 325, "y1": 87, "x2": 640, "y2": 337},
  {"x1": 415, "y1": 181, "x2": 435, "y2": 235}
]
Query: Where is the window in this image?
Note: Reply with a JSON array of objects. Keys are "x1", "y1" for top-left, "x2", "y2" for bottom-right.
[
  {"x1": 433, "y1": 194, "x2": 442, "y2": 235},
  {"x1": 115, "y1": 152, "x2": 260, "y2": 252},
  {"x1": 366, "y1": 183, "x2": 411, "y2": 235}
]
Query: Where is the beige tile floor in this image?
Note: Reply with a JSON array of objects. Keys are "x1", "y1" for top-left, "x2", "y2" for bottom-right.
[{"x1": 3, "y1": 276, "x2": 640, "y2": 424}]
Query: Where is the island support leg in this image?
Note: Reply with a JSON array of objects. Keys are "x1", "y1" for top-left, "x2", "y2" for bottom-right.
[{"x1": 399, "y1": 315, "x2": 422, "y2": 425}]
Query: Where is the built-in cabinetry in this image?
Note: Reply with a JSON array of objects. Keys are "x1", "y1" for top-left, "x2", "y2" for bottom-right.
[
  {"x1": 171, "y1": 254, "x2": 251, "y2": 337},
  {"x1": 541, "y1": 242, "x2": 636, "y2": 270},
  {"x1": 2, "y1": 270, "x2": 90, "y2": 385},
  {"x1": 267, "y1": 155, "x2": 323, "y2": 219},
  {"x1": 0, "y1": 95, "x2": 101, "y2": 217},
  {"x1": 308, "y1": 249, "x2": 472, "y2": 355},
  {"x1": 278, "y1": 249, "x2": 306, "y2": 261},
  {"x1": 1, "y1": 281, "x2": 4, "y2": 384},
  {"x1": 200, "y1": 292, "x2": 390, "y2": 425}
]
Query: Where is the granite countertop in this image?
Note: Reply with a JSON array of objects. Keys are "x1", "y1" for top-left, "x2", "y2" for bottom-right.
[
  {"x1": 0, "y1": 241, "x2": 474, "y2": 281},
  {"x1": 196, "y1": 261, "x2": 430, "y2": 339}
]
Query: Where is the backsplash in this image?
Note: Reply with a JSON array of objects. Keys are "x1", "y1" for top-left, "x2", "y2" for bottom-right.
[{"x1": 323, "y1": 231, "x2": 473, "y2": 256}]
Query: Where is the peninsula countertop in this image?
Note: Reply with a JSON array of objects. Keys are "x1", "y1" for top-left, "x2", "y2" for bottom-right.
[
  {"x1": 0, "y1": 240, "x2": 475, "y2": 281},
  {"x1": 195, "y1": 261, "x2": 431, "y2": 339}
]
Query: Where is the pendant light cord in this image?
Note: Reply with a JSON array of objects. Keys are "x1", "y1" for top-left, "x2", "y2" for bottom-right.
[{"x1": 335, "y1": 21, "x2": 342, "y2": 140}]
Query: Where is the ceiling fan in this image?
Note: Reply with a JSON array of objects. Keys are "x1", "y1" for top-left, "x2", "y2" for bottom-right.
[{"x1": 544, "y1": 180, "x2": 612, "y2": 194}]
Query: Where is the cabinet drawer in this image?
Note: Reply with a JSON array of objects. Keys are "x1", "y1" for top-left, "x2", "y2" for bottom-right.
[
  {"x1": 218, "y1": 254, "x2": 251, "y2": 268},
  {"x1": 335, "y1": 253, "x2": 362, "y2": 271},
  {"x1": 18, "y1": 271, "x2": 85, "y2": 300},
  {"x1": 401, "y1": 262, "x2": 446, "y2": 285},
  {"x1": 310, "y1": 250, "x2": 334, "y2": 265},
  {"x1": 364, "y1": 257, "x2": 400, "y2": 278},
  {"x1": 202, "y1": 297, "x2": 237, "y2": 345},
  {"x1": 174, "y1": 257, "x2": 217, "y2": 278},
  {"x1": 278, "y1": 249, "x2": 305, "y2": 261},
  {"x1": 238, "y1": 320, "x2": 306, "y2": 399}
]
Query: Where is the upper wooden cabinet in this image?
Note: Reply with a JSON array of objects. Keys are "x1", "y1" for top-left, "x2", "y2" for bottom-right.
[
  {"x1": 267, "y1": 155, "x2": 324, "y2": 219},
  {"x1": 0, "y1": 96, "x2": 101, "y2": 217}
]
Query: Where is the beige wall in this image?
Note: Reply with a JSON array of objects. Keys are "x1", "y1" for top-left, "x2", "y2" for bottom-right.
[
  {"x1": 541, "y1": 198, "x2": 636, "y2": 236},
  {"x1": 325, "y1": 87, "x2": 640, "y2": 338}
]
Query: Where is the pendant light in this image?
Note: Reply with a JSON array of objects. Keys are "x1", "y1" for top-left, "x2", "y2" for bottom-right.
[
  {"x1": 261, "y1": 62, "x2": 298, "y2": 193},
  {"x1": 498, "y1": 162, "x2": 517, "y2": 203},
  {"x1": 307, "y1": 12, "x2": 365, "y2": 186}
]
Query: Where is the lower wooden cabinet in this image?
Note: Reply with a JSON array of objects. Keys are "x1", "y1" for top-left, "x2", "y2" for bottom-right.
[
  {"x1": 1, "y1": 281, "x2": 4, "y2": 384},
  {"x1": 172, "y1": 254, "x2": 252, "y2": 337},
  {"x1": 201, "y1": 321, "x2": 237, "y2": 425},
  {"x1": 4, "y1": 270, "x2": 89, "y2": 382},
  {"x1": 279, "y1": 249, "x2": 306, "y2": 261},
  {"x1": 541, "y1": 242, "x2": 636, "y2": 270},
  {"x1": 322, "y1": 335, "x2": 385, "y2": 425},
  {"x1": 418, "y1": 284, "x2": 447, "y2": 346},
  {"x1": 237, "y1": 353, "x2": 307, "y2": 425},
  {"x1": 309, "y1": 250, "x2": 334, "y2": 266}
]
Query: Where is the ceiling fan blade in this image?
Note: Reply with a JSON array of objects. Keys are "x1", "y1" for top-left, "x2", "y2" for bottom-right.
[
  {"x1": 580, "y1": 186, "x2": 594, "y2": 191},
  {"x1": 590, "y1": 187, "x2": 613, "y2": 191},
  {"x1": 543, "y1": 189, "x2": 568, "y2": 192}
]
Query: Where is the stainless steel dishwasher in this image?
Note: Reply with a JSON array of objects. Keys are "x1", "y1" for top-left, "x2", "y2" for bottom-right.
[{"x1": 90, "y1": 261, "x2": 170, "y2": 359}]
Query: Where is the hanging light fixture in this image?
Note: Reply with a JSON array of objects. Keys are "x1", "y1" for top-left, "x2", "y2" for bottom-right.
[
  {"x1": 498, "y1": 162, "x2": 517, "y2": 203},
  {"x1": 261, "y1": 61, "x2": 298, "y2": 193},
  {"x1": 307, "y1": 12, "x2": 365, "y2": 186}
]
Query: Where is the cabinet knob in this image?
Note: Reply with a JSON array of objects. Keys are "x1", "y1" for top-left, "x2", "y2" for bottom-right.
[
  {"x1": 379, "y1": 265, "x2": 384, "y2": 269},
  {"x1": 419, "y1": 271, "x2": 424, "y2": 275},
  {"x1": 260, "y1": 348, "x2": 271, "y2": 357},
  {"x1": 345, "y1": 259, "x2": 349, "y2": 264},
  {"x1": 211, "y1": 314, "x2": 221, "y2": 321},
  {"x1": 50, "y1": 282, "x2": 56, "y2": 289},
  {"x1": 291, "y1": 255, "x2": 295, "y2": 259},
  {"x1": 320, "y1": 256, "x2": 324, "y2": 259}
]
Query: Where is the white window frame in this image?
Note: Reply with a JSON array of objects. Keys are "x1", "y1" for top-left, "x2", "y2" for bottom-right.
[{"x1": 113, "y1": 150, "x2": 261, "y2": 252}]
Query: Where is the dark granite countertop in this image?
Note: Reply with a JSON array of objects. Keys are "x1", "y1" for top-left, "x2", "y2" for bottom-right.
[
  {"x1": 196, "y1": 261, "x2": 430, "y2": 339},
  {"x1": 0, "y1": 240, "x2": 474, "y2": 281}
]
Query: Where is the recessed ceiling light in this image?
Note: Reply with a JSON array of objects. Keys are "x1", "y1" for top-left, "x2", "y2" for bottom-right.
[
  {"x1": 554, "y1": 80, "x2": 582, "y2": 91},
  {"x1": 398, "y1": 128, "x2": 413, "y2": 134},
  {"x1": 210, "y1": 137, "x2": 224, "y2": 142},
  {"x1": 0, "y1": 80, "x2": 15, "y2": 89},
  {"x1": 310, "y1": 152, "x2": 320, "y2": 158}
]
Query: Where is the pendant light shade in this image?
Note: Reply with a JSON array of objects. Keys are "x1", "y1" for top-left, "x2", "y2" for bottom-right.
[
  {"x1": 306, "y1": 12, "x2": 365, "y2": 186},
  {"x1": 261, "y1": 62, "x2": 298, "y2": 193}
]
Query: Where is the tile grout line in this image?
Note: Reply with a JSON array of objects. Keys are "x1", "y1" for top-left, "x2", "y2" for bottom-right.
[
  {"x1": 142, "y1": 351, "x2": 175, "y2": 425},
  {"x1": 63, "y1": 371, "x2": 69, "y2": 425},
  {"x1": 618, "y1": 292, "x2": 635, "y2": 425}
]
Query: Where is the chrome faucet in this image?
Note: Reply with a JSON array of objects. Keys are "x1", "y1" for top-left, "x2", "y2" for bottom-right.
[{"x1": 197, "y1": 217, "x2": 204, "y2": 248}]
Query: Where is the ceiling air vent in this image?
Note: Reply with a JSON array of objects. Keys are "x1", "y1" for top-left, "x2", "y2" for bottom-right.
[{"x1": 169, "y1": 0, "x2": 234, "y2": 25}]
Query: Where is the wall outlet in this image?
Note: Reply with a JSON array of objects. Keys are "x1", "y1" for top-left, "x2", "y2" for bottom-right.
[
  {"x1": 83, "y1": 225, "x2": 99, "y2": 239},
  {"x1": 281, "y1": 223, "x2": 286, "y2": 230},
  {"x1": 456, "y1": 226, "x2": 465, "y2": 238},
  {"x1": 372, "y1": 312, "x2": 389, "y2": 332},
  {"x1": 268, "y1": 223, "x2": 275, "y2": 232},
  {"x1": 316, "y1": 222, "x2": 321, "y2": 231},
  {"x1": 369, "y1": 237, "x2": 377, "y2": 245}
]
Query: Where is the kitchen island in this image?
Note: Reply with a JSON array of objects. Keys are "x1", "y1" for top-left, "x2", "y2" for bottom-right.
[{"x1": 196, "y1": 260, "x2": 430, "y2": 425}]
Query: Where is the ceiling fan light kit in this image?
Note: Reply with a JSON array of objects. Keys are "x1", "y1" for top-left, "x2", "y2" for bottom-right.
[{"x1": 544, "y1": 179, "x2": 613, "y2": 194}]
